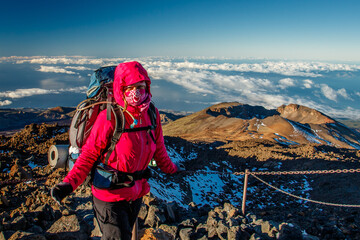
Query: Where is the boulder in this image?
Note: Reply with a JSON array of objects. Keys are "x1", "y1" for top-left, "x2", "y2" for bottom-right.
[
  {"x1": 138, "y1": 203, "x2": 148, "y2": 221},
  {"x1": 249, "y1": 232, "x2": 263, "y2": 240},
  {"x1": 179, "y1": 228, "x2": 194, "y2": 240},
  {"x1": 33, "y1": 204, "x2": 55, "y2": 222},
  {"x1": 228, "y1": 226, "x2": 251, "y2": 240},
  {"x1": 0, "y1": 195, "x2": 9, "y2": 207},
  {"x1": 26, "y1": 225, "x2": 43, "y2": 235},
  {"x1": 91, "y1": 217, "x2": 102, "y2": 238},
  {"x1": 277, "y1": 223, "x2": 303, "y2": 240},
  {"x1": 10, "y1": 215, "x2": 28, "y2": 231},
  {"x1": 165, "y1": 201, "x2": 177, "y2": 222},
  {"x1": 194, "y1": 223, "x2": 207, "y2": 239},
  {"x1": 216, "y1": 220, "x2": 229, "y2": 240},
  {"x1": 9, "y1": 163, "x2": 32, "y2": 180},
  {"x1": 180, "y1": 218, "x2": 197, "y2": 228},
  {"x1": 260, "y1": 220, "x2": 279, "y2": 238},
  {"x1": 144, "y1": 205, "x2": 166, "y2": 228},
  {"x1": 139, "y1": 228, "x2": 173, "y2": 240},
  {"x1": 8, "y1": 231, "x2": 46, "y2": 240},
  {"x1": 159, "y1": 224, "x2": 178, "y2": 240},
  {"x1": 46, "y1": 214, "x2": 90, "y2": 240}
]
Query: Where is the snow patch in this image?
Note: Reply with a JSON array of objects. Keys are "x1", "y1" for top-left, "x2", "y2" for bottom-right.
[{"x1": 287, "y1": 120, "x2": 324, "y2": 144}]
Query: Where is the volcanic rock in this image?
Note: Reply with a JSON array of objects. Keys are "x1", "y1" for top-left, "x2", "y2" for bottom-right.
[{"x1": 1, "y1": 103, "x2": 360, "y2": 240}]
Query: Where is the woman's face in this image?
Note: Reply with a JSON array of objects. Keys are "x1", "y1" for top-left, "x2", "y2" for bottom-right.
[{"x1": 124, "y1": 81, "x2": 146, "y2": 93}]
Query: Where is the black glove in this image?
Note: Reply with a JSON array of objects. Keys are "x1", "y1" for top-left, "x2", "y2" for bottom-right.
[
  {"x1": 50, "y1": 182, "x2": 73, "y2": 205},
  {"x1": 175, "y1": 162, "x2": 186, "y2": 172}
]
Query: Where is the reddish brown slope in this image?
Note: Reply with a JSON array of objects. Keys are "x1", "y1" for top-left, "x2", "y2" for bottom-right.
[{"x1": 163, "y1": 102, "x2": 360, "y2": 149}]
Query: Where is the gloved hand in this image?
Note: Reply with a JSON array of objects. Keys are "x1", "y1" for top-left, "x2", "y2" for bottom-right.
[
  {"x1": 50, "y1": 182, "x2": 73, "y2": 205},
  {"x1": 175, "y1": 162, "x2": 186, "y2": 172}
]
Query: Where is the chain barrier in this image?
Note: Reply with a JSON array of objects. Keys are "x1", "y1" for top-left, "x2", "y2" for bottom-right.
[
  {"x1": 250, "y1": 173, "x2": 360, "y2": 208},
  {"x1": 249, "y1": 168, "x2": 360, "y2": 176},
  {"x1": 3, "y1": 168, "x2": 357, "y2": 186},
  {"x1": 1, "y1": 167, "x2": 360, "y2": 209},
  {"x1": 186, "y1": 168, "x2": 360, "y2": 177},
  {"x1": 187, "y1": 168, "x2": 360, "y2": 210}
]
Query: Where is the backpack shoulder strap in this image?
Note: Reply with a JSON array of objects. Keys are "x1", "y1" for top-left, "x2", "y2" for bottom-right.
[
  {"x1": 148, "y1": 102, "x2": 157, "y2": 143},
  {"x1": 148, "y1": 101, "x2": 157, "y2": 129},
  {"x1": 104, "y1": 104, "x2": 125, "y2": 165}
]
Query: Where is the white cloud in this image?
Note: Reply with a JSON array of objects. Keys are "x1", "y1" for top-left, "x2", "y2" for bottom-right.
[
  {"x1": 3, "y1": 56, "x2": 360, "y2": 78},
  {"x1": 149, "y1": 67, "x2": 215, "y2": 94},
  {"x1": 146, "y1": 60, "x2": 321, "y2": 77},
  {"x1": 278, "y1": 78, "x2": 297, "y2": 89},
  {"x1": 319, "y1": 85, "x2": 352, "y2": 102},
  {"x1": 303, "y1": 79, "x2": 314, "y2": 89},
  {"x1": 146, "y1": 60, "x2": 360, "y2": 77},
  {"x1": 37, "y1": 66, "x2": 76, "y2": 74},
  {"x1": 149, "y1": 65, "x2": 295, "y2": 110},
  {"x1": 65, "y1": 66, "x2": 93, "y2": 71},
  {"x1": 148, "y1": 66, "x2": 280, "y2": 97},
  {"x1": 40, "y1": 78, "x2": 66, "y2": 89},
  {"x1": 59, "y1": 86, "x2": 87, "y2": 93},
  {"x1": 0, "y1": 100, "x2": 12, "y2": 106},
  {"x1": 317, "y1": 106, "x2": 360, "y2": 120},
  {"x1": 10, "y1": 56, "x2": 127, "y2": 66},
  {"x1": 320, "y1": 84, "x2": 338, "y2": 101},
  {"x1": 0, "y1": 88, "x2": 57, "y2": 99},
  {"x1": 337, "y1": 88, "x2": 351, "y2": 100},
  {"x1": 0, "y1": 87, "x2": 87, "y2": 99}
]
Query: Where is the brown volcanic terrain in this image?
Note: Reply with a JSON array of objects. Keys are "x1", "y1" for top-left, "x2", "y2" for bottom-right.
[
  {"x1": 163, "y1": 102, "x2": 360, "y2": 149},
  {"x1": 1, "y1": 123, "x2": 360, "y2": 239},
  {"x1": 1, "y1": 102, "x2": 360, "y2": 239}
]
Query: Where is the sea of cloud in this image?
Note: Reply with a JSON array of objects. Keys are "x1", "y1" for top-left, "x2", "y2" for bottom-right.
[{"x1": 0, "y1": 56, "x2": 359, "y2": 119}]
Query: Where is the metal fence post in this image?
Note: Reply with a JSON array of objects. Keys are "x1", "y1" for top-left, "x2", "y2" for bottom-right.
[{"x1": 242, "y1": 169, "x2": 250, "y2": 216}]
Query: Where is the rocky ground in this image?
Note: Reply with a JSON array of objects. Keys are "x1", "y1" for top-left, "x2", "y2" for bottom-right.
[{"x1": 1, "y1": 123, "x2": 360, "y2": 239}]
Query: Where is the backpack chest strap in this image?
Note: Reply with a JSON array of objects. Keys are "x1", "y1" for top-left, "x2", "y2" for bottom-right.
[
  {"x1": 124, "y1": 125, "x2": 156, "y2": 143},
  {"x1": 124, "y1": 125, "x2": 155, "y2": 132}
]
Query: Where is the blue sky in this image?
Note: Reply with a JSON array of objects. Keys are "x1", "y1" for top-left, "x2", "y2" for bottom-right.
[
  {"x1": 1, "y1": 1, "x2": 360, "y2": 120},
  {"x1": 1, "y1": 0, "x2": 360, "y2": 60}
]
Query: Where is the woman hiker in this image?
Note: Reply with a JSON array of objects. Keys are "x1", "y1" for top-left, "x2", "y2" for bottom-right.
[{"x1": 50, "y1": 61, "x2": 184, "y2": 240}]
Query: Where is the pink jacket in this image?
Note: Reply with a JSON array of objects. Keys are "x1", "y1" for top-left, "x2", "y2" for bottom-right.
[{"x1": 63, "y1": 61, "x2": 178, "y2": 202}]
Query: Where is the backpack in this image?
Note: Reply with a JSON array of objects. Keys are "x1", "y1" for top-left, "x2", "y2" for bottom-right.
[{"x1": 68, "y1": 65, "x2": 156, "y2": 188}]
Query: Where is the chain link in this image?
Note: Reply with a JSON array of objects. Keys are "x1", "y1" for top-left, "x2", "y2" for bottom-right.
[
  {"x1": 248, "y1": 168, "x2": 360, "y2": 176},
  {"x1": 251, "y1": 174, "x2": 360, "y2": 208}
]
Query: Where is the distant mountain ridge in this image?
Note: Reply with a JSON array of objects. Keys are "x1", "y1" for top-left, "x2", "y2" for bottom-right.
[
  {"x1": 0, "y1": 106, "x2": 184, "y2": 134},
  {"x1": 0, "y1": 107, "x2": 75, "y2": 132},
  {"x1": 163, "y1": 102, "x2": 360, "y2": 149},
  {"x1": 1, "y1": 103, "x2": 360, "y2": 149},
  {"x1": 277, "y1": 104, "x2": 335, "y2": 124},
  {"x1": 206, "y1": 102, "x2": 279, "y2": 119}
]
